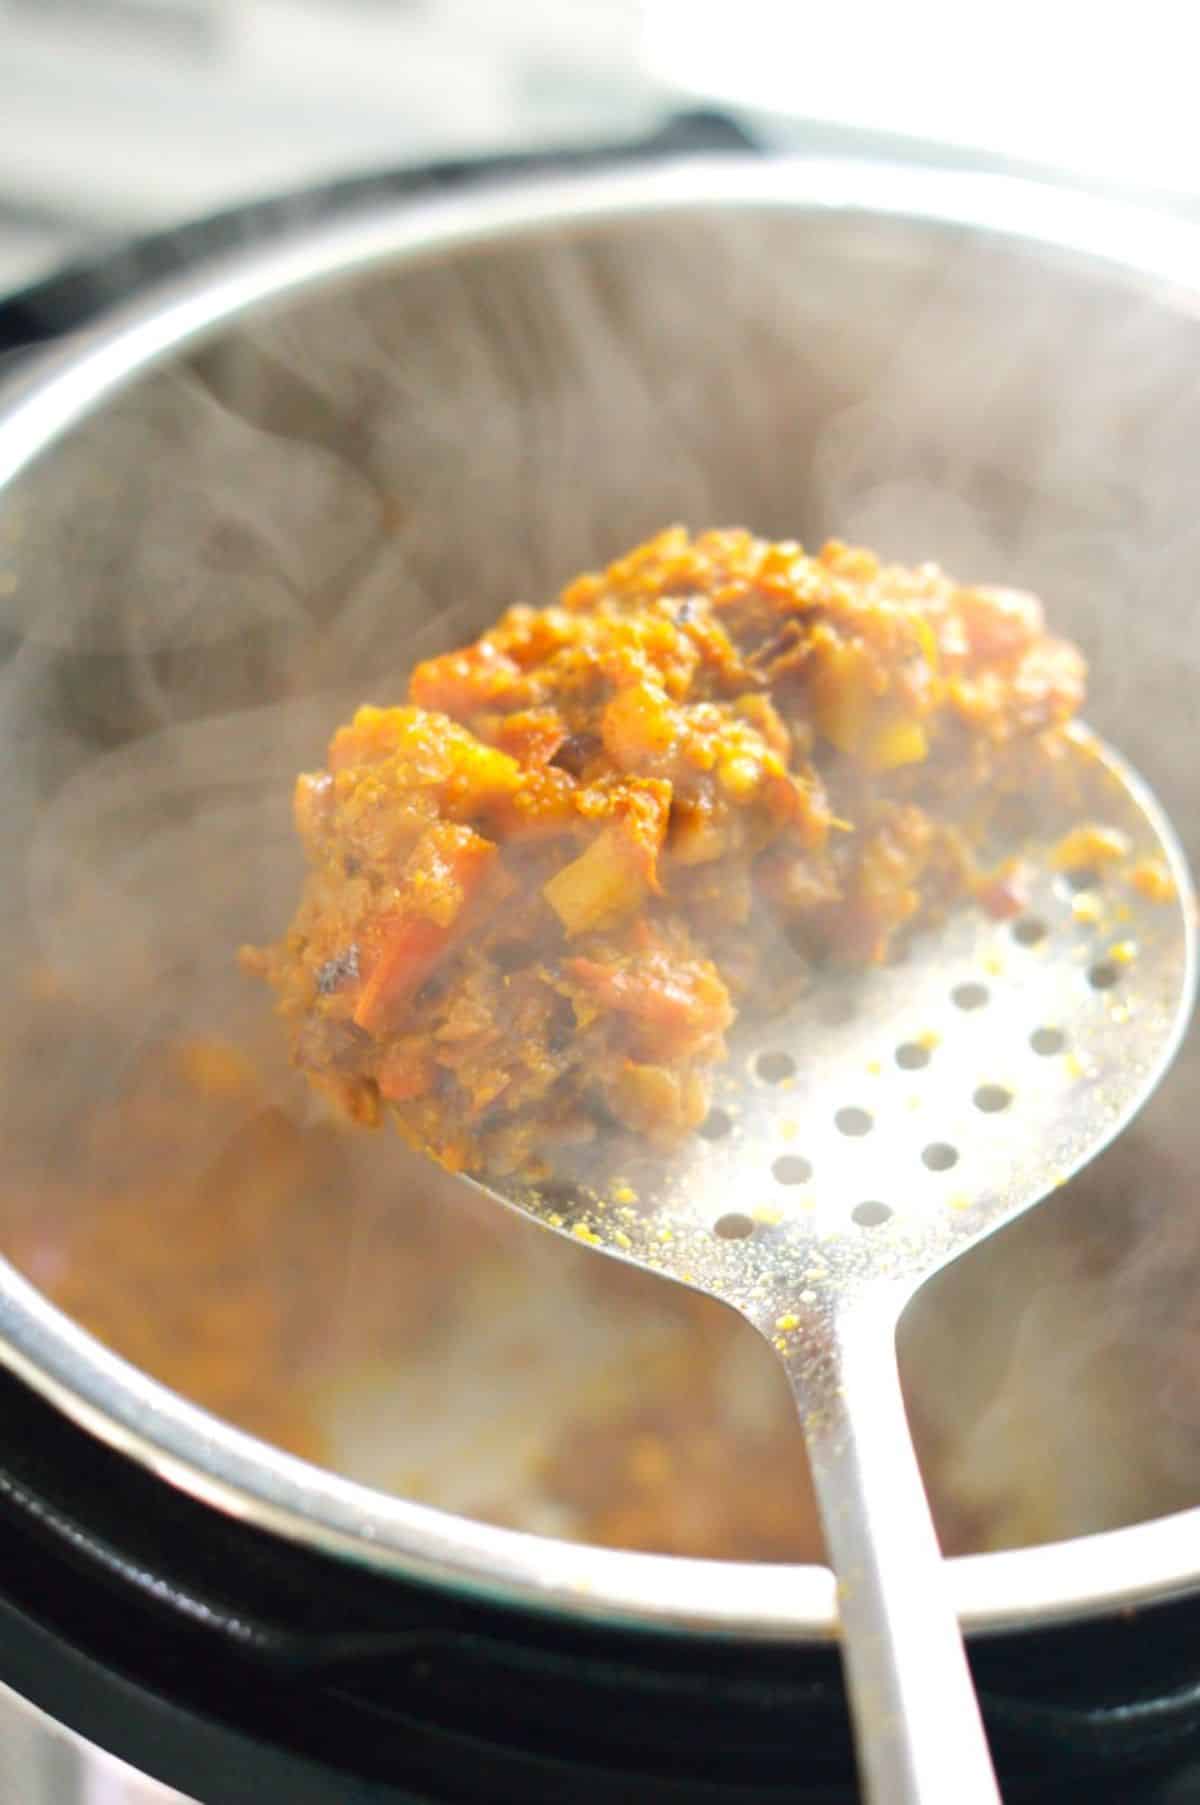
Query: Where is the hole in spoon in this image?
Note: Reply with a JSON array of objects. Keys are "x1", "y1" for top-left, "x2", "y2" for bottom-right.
[
  {"x1": 699, "y1": 1108, "x2": 733, "y2": 1140},
  {"x1": 922, "y1": 1142, "x2": 959, "y2": 1171},
  {"x1": 713, "y1": 1212, "x2": 754, "y2": 1240},
  {"x1": 852, "y1": 1201, "x2": 892, "y2": 1228},
  {"x1": 1089, "y1": 960, "x2": 1120, "y2": 990},
  {"x1": 1013, "y1": 916, "x2": 1047, "y2": 946},
  {"x1": 1031, "y1": 1026, "x2": 1066, "y2": 1055},
  {"x1": 973, "y1": 1084, "x2": 1012, "y2": 1113},
  {"x1": 756, "y1": 1050, "x2": 796, "y2": 1084},
  {"x1": 835, "y1": 1106, "x2": 873, "y2": 1136},
  {"x1": 895, "y1": 1042, "x2": 931, "y2": 1070},
  {"x1": 1065, "y1": 866, "x2": 1101, "y2": 892},
  {"x1": 773, "y1": 1155, "x2": 813, "y2": 1185},
  {"x1": 952, "y1": 982, "x2": 989, "y2": 1011}
]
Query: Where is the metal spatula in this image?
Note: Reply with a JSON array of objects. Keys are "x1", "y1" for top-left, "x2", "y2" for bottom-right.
[{"x1": 457, "y1": 724, "x2": 1195, "y2": 1803}]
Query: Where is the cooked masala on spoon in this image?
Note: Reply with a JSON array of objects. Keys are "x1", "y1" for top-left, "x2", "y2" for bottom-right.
[{"x1": 244, "y1": 528, "x2": 1088, "y2": 1174}]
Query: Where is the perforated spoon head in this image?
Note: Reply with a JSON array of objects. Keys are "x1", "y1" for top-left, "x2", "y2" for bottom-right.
[
  {"x1": 448, "y1": 726, "x2": 1193, "y2": 1805},
  {"x1": 467, "y1": 726, "x2": 1195, "y2": 1334}
]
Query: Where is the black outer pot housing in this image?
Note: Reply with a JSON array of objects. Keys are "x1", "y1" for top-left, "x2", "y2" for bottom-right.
[{"x1": 4, "y1": 1361, "x2": 1200, "y2": 1805}]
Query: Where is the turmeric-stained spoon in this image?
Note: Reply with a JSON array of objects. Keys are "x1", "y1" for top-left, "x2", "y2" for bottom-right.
[{"x1": 453, "y1": 725, "x2": 1195, "y2": 1804}]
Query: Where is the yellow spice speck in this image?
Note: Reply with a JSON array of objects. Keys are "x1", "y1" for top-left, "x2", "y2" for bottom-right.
[
  {"x1": 1127, "y1": 857, "x2": 1176, "y2": 904},
  {"x1": 614, "y1": 1230, "x2": 633, "y2": 1250},
  {"x1": 779, "y1": 1120, "x2": 798, "y2": 1142},
  {"x1": 1064, "y1": 1051, "x2": 1086, "y2": 1080},
  {"x1": 982, "y1": 952, "x2": 1004, "y2": 976},
  {"x1": 1072, "y1": 893, "x2": 1103, "y2": 925},
  {"x1": 866, "y1": 1059, "x2": 882, "y2": 1077},
  {"x1": 547, "y1": 1212, "x2": 564, "y2": 1228},
  {"x1": 773, "y1": 1336, "x2": 789, "y2": 1353},
  {"x1": 775, "y1": 1313, "x2": 800, "y2": 1331},
  {"x1": 1109, "y1": 939, "x2": 1138, "y2": 965},
  {"x1": 572, "y1": 1222, "x2": 602, "y2": 1245},
  {"x1": 948, "y1": 1194, "x2": 971, "y2": 1211},
  {"x1": 612, "y1": 1183, "x2": 636, "y2": 1205},
  {"x1": 752, "y1": 1205, "x2": 783, "y2": 1226},
  {"x1": 1052, "y1": 824, "x2": 1131, "y2": 870}
]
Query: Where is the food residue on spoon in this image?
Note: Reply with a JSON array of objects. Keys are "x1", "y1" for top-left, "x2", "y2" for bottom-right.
[
  {"x1": 1051, "y1": 823, "x2": 1131, "y2": 872},
  {"x1": 1127, "y1": 857, "x2": 1177, "y2": 904}
]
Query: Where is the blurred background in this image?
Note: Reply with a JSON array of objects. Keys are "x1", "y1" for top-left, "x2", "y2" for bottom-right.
[{"x1": 3, "y1": 0, "x2": 1200, "y2": 300}]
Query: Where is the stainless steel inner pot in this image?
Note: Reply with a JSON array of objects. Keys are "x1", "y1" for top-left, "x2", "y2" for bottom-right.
[{"x1": 1, "y1": 157, "x2": 1199, "y2": 1643}]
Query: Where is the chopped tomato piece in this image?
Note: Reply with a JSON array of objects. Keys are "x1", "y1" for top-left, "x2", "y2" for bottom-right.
[
  {"x1": 354, "y1": 917, "x2": 453, "y2": 1034},
  {"x1": 601, "y1": 680, "x2": 679, "y2": 772},
  {"x1": 957, "y1": 587, "x2": 1043, "y2": 667},
  {"x1": 354, "y1": 827, "x2": 496, "y2": 1033},
  {"x1": 327, "y1": 705, "x2": 413, "y2": 773},
  {"x1": 410, "y1": 640, "x2": 522, "y2": 718},
  {"x1": 566, "y1": 948, "x2": 732, "y2": 1060},
  {"x1": 492, "y1": 707, "x2": 567, "y2": 769}
]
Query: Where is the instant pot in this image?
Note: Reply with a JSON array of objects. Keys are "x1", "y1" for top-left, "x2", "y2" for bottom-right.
[{"x1": 2, "y1": 116, "x2": 1200, "y2": 1803}]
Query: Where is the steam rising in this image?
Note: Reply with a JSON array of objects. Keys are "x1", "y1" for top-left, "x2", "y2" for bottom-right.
[{"x1": 2, "y1": 202, "x2": 1199, "y2": 1549}]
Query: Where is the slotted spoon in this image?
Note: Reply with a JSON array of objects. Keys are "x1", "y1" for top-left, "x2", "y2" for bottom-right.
[{"x1": 456, "y1": 723, "x2": 1195, "y2": 1804}]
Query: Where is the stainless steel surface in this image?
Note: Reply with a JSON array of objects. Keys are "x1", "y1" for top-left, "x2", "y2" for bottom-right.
[
  {"x1": 3, "y1": 157, "x2": 1200, "y2": 1648},
  {"x1": 480, "y1": 726, "x2": 1194, "y2": 1802}
]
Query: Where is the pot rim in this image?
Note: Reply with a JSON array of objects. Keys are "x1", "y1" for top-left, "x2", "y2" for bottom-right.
[{"x1": 2, "y1": 152, "x2": 1200, "y2": 1643}]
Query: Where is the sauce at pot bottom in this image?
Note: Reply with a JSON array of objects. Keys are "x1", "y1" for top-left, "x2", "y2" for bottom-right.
[
  {"x1": 0, "y1": 971, "x2": 1190, "y2": 1564},
  {"x1": 0, "y1": 977, "x2": 829, "y2": 1561}
]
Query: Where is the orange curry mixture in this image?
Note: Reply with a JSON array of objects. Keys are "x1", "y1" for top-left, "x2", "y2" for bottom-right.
[{"x1": 247, "y1": 528, "x2": 1085, "y2": 1175}]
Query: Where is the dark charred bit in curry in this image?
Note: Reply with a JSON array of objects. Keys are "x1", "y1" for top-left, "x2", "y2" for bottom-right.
[
  {"x1": 316, "y1": 945, "x2": 360, "y2": 995},
  {"x1": 245, "y1": 527, "x2": 1086, "y2": 1175}
]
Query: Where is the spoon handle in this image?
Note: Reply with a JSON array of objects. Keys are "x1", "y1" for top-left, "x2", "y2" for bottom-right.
[{"x1": 773, "y1": 1298, "x2": 1002, "y2": 1804}]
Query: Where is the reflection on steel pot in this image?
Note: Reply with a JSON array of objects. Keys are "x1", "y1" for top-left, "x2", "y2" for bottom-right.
[{"x1": 1, "y1": 158, "x2": 1200, "y2": 1672}]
